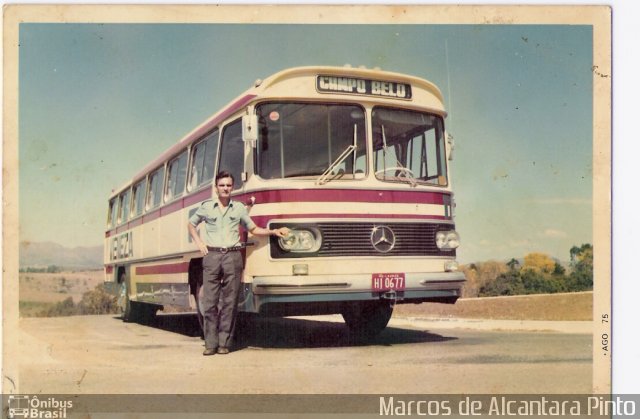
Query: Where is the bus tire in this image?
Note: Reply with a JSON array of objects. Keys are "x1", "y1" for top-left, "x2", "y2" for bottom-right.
[
  {"x1": 118, "y1": 272, "x2": 157, "y2": 323},
  {"x1": 134, "y1": 302, "x2": 158, "y2": 325},
  {"x1": 342, "y1": 300, "x2": 393, "y2": 340}
]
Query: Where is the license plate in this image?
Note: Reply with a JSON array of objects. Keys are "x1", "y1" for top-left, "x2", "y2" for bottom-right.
[{"x1": 372, "y1": 273, "x2": 405, "y2": 291}]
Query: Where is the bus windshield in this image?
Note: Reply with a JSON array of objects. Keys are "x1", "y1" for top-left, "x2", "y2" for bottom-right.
[
  {"x1": 373, "y1": 107, "x2": 448, "y2": 186},
  {"x1": 255, "y1": 102, "x2": 366, "y2": 180}
]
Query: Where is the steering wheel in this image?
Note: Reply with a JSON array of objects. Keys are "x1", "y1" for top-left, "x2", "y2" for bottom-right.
[{"x1": 375, "y1": 167, "x2": 415, "y2": 177}]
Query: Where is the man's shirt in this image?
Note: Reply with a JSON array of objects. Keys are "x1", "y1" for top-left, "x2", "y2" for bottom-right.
[{"x1": 189, "y1": 199, "x2": 256, "y2": 247}]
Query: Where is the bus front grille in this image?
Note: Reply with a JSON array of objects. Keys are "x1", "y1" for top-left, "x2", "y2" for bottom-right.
[{"x1": 269, "y1": 222, "x2": 456, "y2": 259}]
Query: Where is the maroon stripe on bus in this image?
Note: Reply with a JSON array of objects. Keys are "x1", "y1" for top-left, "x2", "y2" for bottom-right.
[
  {"x1": 143, "y1": 208, "x2": 161, "y2": 223},
  {"x1": 251, "y1": 213, "x2": 448, "y2": 225},
  {"x1": 136, "y1": 262, "x2": 190, "y2": 276},
  {"x1": 161, "y1": 199, "x2": 183, "y2": 216},
  {"x1": 104, "y1": 188, "x2": 450, "y2": 237},
  {"x1": 235, "y1": 189, "x2": 446, "y2": 205},
  {"x1": 129, "y1": 218, "x2": 143, "y2": 229},
  {"x1": 184, "y1": 188, "x2": 211, "y2": 207}
]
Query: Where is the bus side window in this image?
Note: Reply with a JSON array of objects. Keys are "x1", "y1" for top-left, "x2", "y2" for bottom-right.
[
  {"x1": 165, "y1": 151, "x2": 188, "y2": 202},
  {"x1": 118, "y1": 189, "x2": 131, "y2": 225},
  {"x1": 131, "y1": 178, "x2": 147, "y2": 218},
  {"x1": 146, "y1": 166, "x2": 165, "y2": 211},
  {"x1": 202, "y1": 130, "x2": 218, "y2": 185},
  {"x1": 188, "y1": 142, "x2": 201, "y2": 192},
  {"x1": 219, "y1": 120, "x2": 244, "y2": 188},
  {"x1": 188, "y1": 129, "x2": 218, "y2": 193},
  {"x1": 108, "y1": 198, "x2": 118, "y2": 228}
]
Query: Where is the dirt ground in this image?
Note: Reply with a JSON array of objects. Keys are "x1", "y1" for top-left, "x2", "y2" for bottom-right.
[
  {"x1": 15, "y1": 314, "x2": 593, "y2": 394},
  {"x1": 18, "y1": 271, "x2": 593, "y2": 321},
  {"x1": 18, "y1": 270, "x2": 104, "y2": 316}
]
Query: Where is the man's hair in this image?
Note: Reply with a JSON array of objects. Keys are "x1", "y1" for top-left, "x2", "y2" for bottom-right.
[{"x1": 216, "y1": 171, "x2": 234, "y2": 185}]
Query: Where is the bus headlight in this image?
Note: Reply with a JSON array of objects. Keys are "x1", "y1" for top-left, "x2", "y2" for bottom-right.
[
  {"x1": 436, "y1": 230, "x2": 460, "y2": 251},
  {"x1": 278, "y1": 228, "x2": 322, "y2": 253}
]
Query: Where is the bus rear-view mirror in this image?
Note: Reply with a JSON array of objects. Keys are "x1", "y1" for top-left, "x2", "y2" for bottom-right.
[{"x1": 242, "y1": 114, "x2": 258, "y2": 144}]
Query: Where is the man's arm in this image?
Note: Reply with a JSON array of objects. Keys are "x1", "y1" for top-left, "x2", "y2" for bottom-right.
[
  {"x1": 187, "y1": 222, "x2": 209, "y2": 255},
  {"x1": 241, "y1": 204, "x2": 289, "y2": 238},
  {"x1": 249, "y1": 226, "x2": 290, "y2": 238}
]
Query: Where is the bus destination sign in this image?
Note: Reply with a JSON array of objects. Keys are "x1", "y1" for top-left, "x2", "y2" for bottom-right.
[{"x1": 317, "y1": 75, "x2": 412, "y2": 100}]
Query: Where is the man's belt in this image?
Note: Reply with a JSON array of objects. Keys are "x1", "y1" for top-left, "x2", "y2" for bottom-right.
[{"x1": 206, "y1": 245, "x2": 245, "y2": 254}]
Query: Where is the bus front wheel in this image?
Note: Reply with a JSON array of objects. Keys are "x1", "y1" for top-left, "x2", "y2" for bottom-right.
[{"x1": 342, "y1": 301, "x2": 393, "y2": 340}]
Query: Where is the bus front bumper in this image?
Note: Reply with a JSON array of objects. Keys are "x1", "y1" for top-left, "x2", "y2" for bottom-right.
[{"x1": 240, "y1": 271, "x2": 465, "y2": 315}]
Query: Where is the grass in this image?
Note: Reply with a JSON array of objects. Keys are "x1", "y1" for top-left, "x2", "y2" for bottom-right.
[
  {"x1": 19, "y1": 271, "x2": 115, "y2": 317},
  {"x1": 393, "y1": 291, "x2": 593, "y2": 321},
  {"x1": 19, "y1": 301, "x2": 56, "y2": 317}
]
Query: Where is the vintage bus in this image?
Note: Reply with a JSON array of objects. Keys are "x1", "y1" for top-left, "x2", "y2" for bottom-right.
[{"x1": 104, "y1": 65, "x2": 464, "y2": 338}]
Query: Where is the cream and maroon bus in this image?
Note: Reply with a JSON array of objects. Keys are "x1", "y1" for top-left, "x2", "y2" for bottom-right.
[{"x1": 104, "y1": 65, "x2": 464, "y2": 337}]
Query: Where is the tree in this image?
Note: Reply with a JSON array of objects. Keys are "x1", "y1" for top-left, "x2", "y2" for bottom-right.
[
  {"x1": 78, "y1": 285, "x2": 119, "y2": 315},
  {"x1": 522, "y1": 252, "x2": 556, "y2": 274},
  {"x1": 570, "y1": 244, "x2": 593, "y2": 263},
  {"x1": 46, "y1": 265, "x2": 62, "y2": 273},
  {"x1": 468, "y1": 244, "x2": 594, "y2": 297},
  {"x1": 43, "y1": 297, "x2": 76, "y2": 317},
  {"x1": 570, "y1": 244, "x2": 593, "y2": 272},
  {"x1": 460, "y1": 265, "x2": 480, "y2": 298},
  {"x1": 552, "y1": 262, "x2": 566, "y2": 276},
  {"x1": 461, "y1": 261, "x2": 508, "y2": 298},
  {"x1": 568, "y1": 244, "x2": 593, "y2": 291},
  {"x1": 479, "y1": 271, "x2": 525, "y2": 296},
  {"x1": 506, "y1": 258, "x2": 520, "y2": 271},
  {"x1": 477, "y1": 261, "x2": 509, "y2": 283}
]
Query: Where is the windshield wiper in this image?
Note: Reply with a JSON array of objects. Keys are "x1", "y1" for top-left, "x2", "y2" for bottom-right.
[
  {"x1": 316, "y1": 124, "x2": 358, "y2": 185},
  {"x1": 316, "y1": 144, "x2": 356, "y2": 185}
]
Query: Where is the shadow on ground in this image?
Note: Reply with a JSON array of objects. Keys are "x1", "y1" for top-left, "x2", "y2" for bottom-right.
[{"x1": 120, "y1": 312, "x2": 457, "y2": 349}]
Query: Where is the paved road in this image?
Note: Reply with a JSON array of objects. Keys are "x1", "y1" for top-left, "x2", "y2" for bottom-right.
[{"x1": 13, "y1": 313, "x2": 592, "y2": 394}]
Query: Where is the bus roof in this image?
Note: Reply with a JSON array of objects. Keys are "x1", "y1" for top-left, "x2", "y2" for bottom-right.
[{"x1": 259, "y1": 65, "x2": 444, "y2": 102}]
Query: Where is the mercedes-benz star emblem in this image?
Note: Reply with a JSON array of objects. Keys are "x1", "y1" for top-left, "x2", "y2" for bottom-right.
[{"x1": 371, "y1": 226, "x2": 396, "y2": 253}]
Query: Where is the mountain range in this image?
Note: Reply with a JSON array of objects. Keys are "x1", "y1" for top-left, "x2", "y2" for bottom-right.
[{"x1": 19, "y1": 241, "x2": 103, "y2": 270}]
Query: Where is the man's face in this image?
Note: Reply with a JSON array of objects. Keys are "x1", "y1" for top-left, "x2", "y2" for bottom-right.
[{"x1": 215, "y1": 176, "x2": 234, "y2": 199}]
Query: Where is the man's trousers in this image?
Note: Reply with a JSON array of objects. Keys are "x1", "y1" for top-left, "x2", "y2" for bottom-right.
[{"x1": 201, "y1": 250, "x2": 243, "y2": 350}]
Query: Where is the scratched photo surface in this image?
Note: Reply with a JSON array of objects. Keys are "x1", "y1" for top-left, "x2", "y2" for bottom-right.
[{"x1": 3, "y1": 4, "x2": 611, "y2": 408}]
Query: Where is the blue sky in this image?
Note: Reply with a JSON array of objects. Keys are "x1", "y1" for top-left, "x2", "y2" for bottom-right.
[{"x1": 19, "y1": 23, "x2": 594, "y2": 263}]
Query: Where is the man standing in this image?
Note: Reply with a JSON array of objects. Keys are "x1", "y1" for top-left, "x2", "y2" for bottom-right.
[{"x1": 188, "y1": 171, "x2": 289, "y2": 355}]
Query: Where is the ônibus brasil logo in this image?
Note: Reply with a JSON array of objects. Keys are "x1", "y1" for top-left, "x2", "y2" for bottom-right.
[{"x1": 7, "y1": 395, "x2": 73, "y2": 419}]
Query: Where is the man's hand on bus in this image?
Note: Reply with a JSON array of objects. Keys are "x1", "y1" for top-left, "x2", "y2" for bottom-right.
[
  {"x1": 271, "y1": 227, "x2": 290, "y2": 238},
  {"x1": 250, "y1": 226, "x2": 290, "y2": 238}
]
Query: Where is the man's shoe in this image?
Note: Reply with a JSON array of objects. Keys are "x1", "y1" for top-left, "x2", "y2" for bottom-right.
[
  {"x1": 203, "y1": 348, "x2": 217, "y2": 356},
  {"x1": 217, "y1": 347, "x2": 230, "y2": 355}
]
